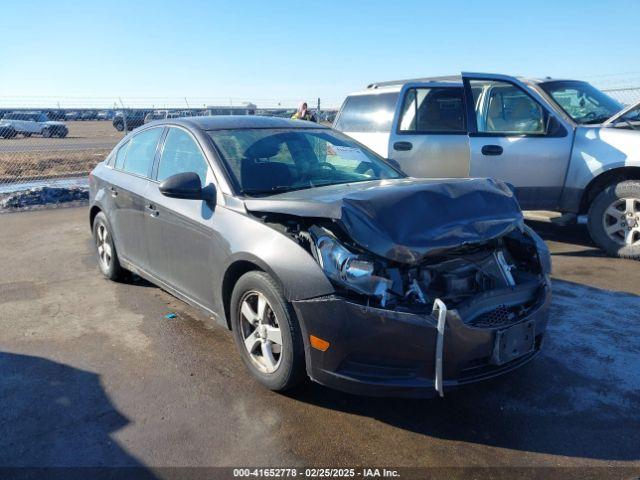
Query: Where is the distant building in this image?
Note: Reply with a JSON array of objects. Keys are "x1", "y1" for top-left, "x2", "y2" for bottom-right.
[{"x1": 205, "y1": 103, "x2": 257, "y2": 116}]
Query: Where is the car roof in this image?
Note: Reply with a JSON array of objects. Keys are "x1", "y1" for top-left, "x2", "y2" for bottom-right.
[
  {"x1": 147, "y1": 115, "x2": 329, "y2": 131},
  {"x1": 367, "y1": 75, "x2": 463, "y2": 89},
  {"x1": 362, "y1": 74, "x2": 584, "y2": 92}
]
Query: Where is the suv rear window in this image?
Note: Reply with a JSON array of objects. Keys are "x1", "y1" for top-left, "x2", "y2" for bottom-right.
[{"x1": 334, "y1": 92, "x2": 399, "y2": 132}]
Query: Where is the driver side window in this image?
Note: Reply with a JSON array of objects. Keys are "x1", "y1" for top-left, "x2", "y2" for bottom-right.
[{"x1": 471, "y1": 80, "x2": 546, "y2": 135}]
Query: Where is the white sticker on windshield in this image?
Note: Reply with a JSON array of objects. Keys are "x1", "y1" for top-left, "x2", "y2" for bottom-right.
[{"x1": 328, "y1": 145, "x2": 371, "y2": 162}]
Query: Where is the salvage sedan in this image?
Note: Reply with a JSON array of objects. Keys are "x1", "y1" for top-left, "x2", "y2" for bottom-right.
[{"x1": 89, "y1": 116, "x2": 551, "y2": 397}]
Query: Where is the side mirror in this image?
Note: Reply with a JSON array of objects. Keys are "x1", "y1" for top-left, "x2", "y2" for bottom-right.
[{"x1": 159, "y1": 172, "x2": 216, "y2": 203}]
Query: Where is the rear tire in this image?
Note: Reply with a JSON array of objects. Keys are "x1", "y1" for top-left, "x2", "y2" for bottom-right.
[
  {"x1": 42, "y1": 128, "x2": 51, "y2": 138},
  {"x1": 114, "y1": 122, "x2": 124, "y2": 132},
  {"x1": 92, "y1": 212, "x2": 125, "y2": 280},
  {"x1": 587, "y1": 180, "x2": 640, "y2": 260},
  {"x1": 230, "y1": 271, "x2": 306, "y2": 391}
]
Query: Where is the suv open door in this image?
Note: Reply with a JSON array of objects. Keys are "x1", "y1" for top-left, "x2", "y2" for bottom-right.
[{"x1": 461, "y1": 72, "x2": 574, "y2": 210}]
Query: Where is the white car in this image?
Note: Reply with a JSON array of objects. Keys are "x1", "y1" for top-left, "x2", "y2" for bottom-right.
[{"x1": 2, "y1": 112, "x2": 68, "y2": 138}]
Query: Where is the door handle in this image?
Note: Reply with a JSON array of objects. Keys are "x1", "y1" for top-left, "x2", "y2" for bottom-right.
[
  {"x1": 481, "y1": 145, "x2": 503, "y2": 156},
  {"x1": 146, "y1": 204, "x2": 159, "y2": 217},
  {"x1": 393, "y1": 141, "x2": 413, "y2": 151},
  {"x1": 109, "y1": 186, "x2": 118, "y2": 197}
]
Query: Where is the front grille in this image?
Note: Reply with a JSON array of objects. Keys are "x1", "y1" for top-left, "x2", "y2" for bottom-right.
[{"x1": 469, "y1": 304, "x2": 518, "y2": 328}]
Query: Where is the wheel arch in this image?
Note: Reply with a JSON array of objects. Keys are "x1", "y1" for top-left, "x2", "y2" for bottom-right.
[
  {"x1": 89, "y1": 205, "x2": 102, "y2": 230},
  {"x1": 221, "y1": 257, "x2": 272, "y2": 330},
  {"x1": 579, "y1": 167, "x2": 640, "y2": 214}
]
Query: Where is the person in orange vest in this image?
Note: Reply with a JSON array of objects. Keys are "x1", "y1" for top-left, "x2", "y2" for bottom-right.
[{"x1": 291, "y1": 102, "x2": 316, "y2": 122}]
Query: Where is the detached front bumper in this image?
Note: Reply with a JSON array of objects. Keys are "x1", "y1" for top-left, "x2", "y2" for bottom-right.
[{"x1": 292, "y1": 280, "x2": 551, "y2": 398}]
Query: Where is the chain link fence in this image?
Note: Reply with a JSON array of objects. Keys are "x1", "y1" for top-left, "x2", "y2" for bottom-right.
[
  {"x1": 0, "y1": 98, "x2": 339, "y2": 208},
  {"x1": 0, "y1": 116, "x2": 123, "y2": 209},
  {"x1": 602, "y1": 86, "x2": 640, "y2": 107}
]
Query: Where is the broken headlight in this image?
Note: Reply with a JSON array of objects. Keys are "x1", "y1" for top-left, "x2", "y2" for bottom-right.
[{"x1": 309, "y1": 226, "x2": 391, "y2": 300}]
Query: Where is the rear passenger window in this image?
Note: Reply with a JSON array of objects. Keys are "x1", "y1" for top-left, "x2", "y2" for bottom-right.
[
  {"x1": 157, "y1": 128, "x2": 209, "y2": 186},
  {"x1": 399, "y1": 88, "x2": 465, "y2": 133},
  {"x1": 114, "y1": 141, "x2": 129, "y2": 169},
  {"x1": 334, "y1": 92, "x2": 399, "y2": 132},
  {"x1": 122, "y1": 128, "x2": 163, "y2": 177}
]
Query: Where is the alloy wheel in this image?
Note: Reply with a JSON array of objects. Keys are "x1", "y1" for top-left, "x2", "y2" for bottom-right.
[
  {"x1": 239, "y1": 291, "x2": 283, "y2": 374},
  {"x1": 603, "y1": 197, "x2": 640, "y2": 246},
  {"x1": 96, "y1": 223, "x2": 113, "y2": 269}
]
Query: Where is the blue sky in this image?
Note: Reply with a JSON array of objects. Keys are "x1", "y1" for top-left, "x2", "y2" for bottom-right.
[{"x1": 1, "y1": 0, "x2": 639, "y2": 107}]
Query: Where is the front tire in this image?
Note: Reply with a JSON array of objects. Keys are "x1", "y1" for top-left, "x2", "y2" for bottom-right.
[
  {"x1": 92, "y1": 212, "x2": 125, "y2": 280},
  {"x1": 587, "y1": 180, "x2": 640, "y2": 260},
  {"x1": 230, "y1": 271, "x2": 306, "y2": 391},
  {"x1": 42, "y1": 128, "x2": 52, "y2": 138}
]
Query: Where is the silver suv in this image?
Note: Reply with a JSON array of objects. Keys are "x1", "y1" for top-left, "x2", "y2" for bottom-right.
[
  {"x1": 2, "y1": 111, "x2": 68, "y2": 138},
  {"x1": 335, "y1": 73, "x2": 640, "y2": 259}
]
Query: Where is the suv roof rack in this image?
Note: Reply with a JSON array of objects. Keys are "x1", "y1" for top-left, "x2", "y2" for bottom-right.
[{"x1": 367, "y1": 75, "x2": 461, "y2": 89}]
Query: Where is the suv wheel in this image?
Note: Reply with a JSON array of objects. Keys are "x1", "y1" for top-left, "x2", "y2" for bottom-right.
[
  {"x1": 42, "y1": 128, "x2": 52, "y2": 138},
  {"x1": 588, "y1": 180, "x2": 640, "y2": 259},
  {"x1": 114, "y1": 122, "x2": 124, "y2": 132},
  {"x1": 230, "y1": 271, "x2": 306, "y2": 391},
  {"x1": 92, "y1": 212, "x2": 125, "y2": 280}
]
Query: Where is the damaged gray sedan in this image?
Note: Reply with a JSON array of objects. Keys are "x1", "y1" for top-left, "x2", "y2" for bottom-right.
[{"x1": 89, "y1": 116, "x2": 552, "y2": 397}]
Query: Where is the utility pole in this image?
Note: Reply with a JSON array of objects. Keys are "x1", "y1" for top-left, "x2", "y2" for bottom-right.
[{"x1": 317, "y1": 97, "x2": 321, "y2": 122}]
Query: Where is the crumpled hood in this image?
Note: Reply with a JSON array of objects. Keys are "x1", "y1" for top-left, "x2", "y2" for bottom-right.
[{"x1": 244, "y1": 178, "x2": 524, "y2": 264}]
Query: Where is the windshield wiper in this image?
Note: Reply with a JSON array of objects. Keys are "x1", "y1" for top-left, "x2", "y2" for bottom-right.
[
  {"x1": 612, "y1": 118, "x2": 640, "y2": 131},
  {"x1": 241, "y1": 185, "x2": 311, "y2": 196},
  {"x1": 582, "y1": 115, "x2": 612, "y2": 125}
]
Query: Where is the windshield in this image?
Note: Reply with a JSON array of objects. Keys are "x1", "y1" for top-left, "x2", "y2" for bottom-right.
[
  {"x1": 540, "y1": 81, "x2": 622, "y2": 125},
  {"x1": 208, "y1": 128, "x2": 404, "y2": 196}
]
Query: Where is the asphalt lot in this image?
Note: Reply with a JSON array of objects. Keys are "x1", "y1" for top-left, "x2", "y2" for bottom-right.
[{"x1": 1, "y1": 207, "x2": 639, "y2": 478}]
